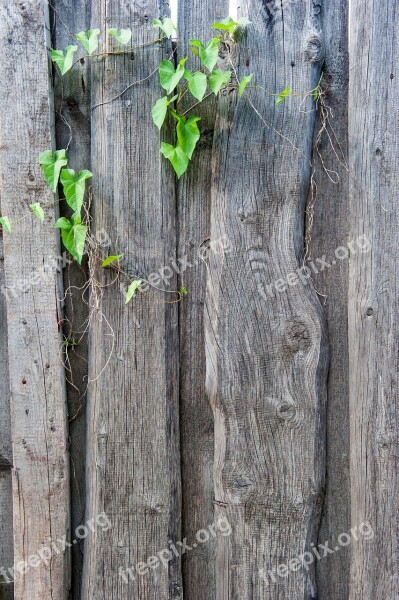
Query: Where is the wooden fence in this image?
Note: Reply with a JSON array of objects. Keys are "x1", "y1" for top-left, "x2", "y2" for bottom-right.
[{"x1": 0, "y1": 0, "x2": 397, "y2": 598}]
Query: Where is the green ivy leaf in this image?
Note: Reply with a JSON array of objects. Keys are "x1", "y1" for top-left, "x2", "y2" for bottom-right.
[
  {"x1": 160, "y1": 142, "x2": 189, "y2": 178},
  {"x1": 0, "y1": 217, "x2": 11, "y2": 233},
  {"x1": 189, "y1": 38, "x2": 220, "y2": 72},
  {"x1": 184, "y1": 70, "x2": 207, "y2": 101},
  {"x1": 102, "y1": 254, "x2": 124, "y2": 267},
  {"x1": 55, "y1": 217, "x2": 72, "y2": 230},
  {"x1": 276, "y1": 86, "x2": 291, "y2": 105},
  {"x1": 108, "y1": 28, "x2": 132, "y2": 45},
  {"x1": 238, "y1": 73, "x2": 254, "y2": 96},
  {"x1": 38, "y1": 149, "x2": 68, "y2": 193},
  {"x1": 125, "y1": 279, "x2": 143, "y2": 304},
  {"x1": 151, "y1": 94, "x2": 178, "y2": 129},
  {"x1": 212, "y1": 16, "x2": 251, "y2": 36},
  {"x1": 75, "y1": 29, "x2": 100, "y2": 55},
  {"x1": 212, "y1": 16, "x2": 238, "y2": 34},
  {"x1": 173, "y1": 113, "x2": 201, "y2": 159},
  {"x1": 209, "y1": 69, "x2": 232, "y2": 95},
  {"x1": 29, "y1": 202, "x2": 45, "y2": 223},
  {"x1": 51, "y1": 45, "x2": 78, "y2": 75},
  {"x1": 152, "y1": 96, "x2": 169, "y2": 129},
  {"x1": 60, "y1": 169, "x2": 92, "y2": 213},
  {"x1": 153, "y1": 17, "x2": 176, "y2": 38},
  {"x1": 159, "y1": 58, "x2": 187, "y2": 94},
  {"x1": 180, "y1": 286, "x2": 188, "y2": 296}
]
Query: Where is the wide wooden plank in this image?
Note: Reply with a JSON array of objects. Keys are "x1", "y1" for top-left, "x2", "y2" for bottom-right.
[
  {"x1": 51, "y1": 2, "x2": 92, "y2": 596},
  {"x1": 349, "y1": 1, "x2": 399, "y2": 598},
  {"x1": 177, "y1": 1, "x2": 227, "y2": 598},
  {"x1": 205, "y1": 1, "x2": 328, "y2": 597},
  {"x1": 81, "y1": 2, "x2": 181, "y2": 598},
  {"x1": 0, "y1": 2, "x2": 70, "y2": 598},
  {"x1": 311, "y1": 0, "x2": 350, "y2": 597}
]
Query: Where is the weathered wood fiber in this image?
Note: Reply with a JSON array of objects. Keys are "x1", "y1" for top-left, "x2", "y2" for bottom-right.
[
  {"x1": 205, "y1": 1, "x2": 328, "y2": 598},
  {"x1": 52, "y1": 2, "x2": 91, "y2": 597},
  {"x1": 177, "y1": 1, "x2": 227, "y2": 598},
  {"x1": 81, "y1": 2, "x2": 181, "y2": 598},
  {"x1": 0, "y1": 235, "x2": 14, "y2": 600},
  {"x1": 311, "y1": 1, "x2": 351, "y2": 598},
  {"x1": 349, "y1": 0, "x2": 399, "y2": 598},
  {"x1": 0, "y1": 1, "x2": 70, "y2": 598}
]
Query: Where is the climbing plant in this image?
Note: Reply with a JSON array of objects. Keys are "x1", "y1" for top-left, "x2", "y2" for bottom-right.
[{"x1": 0, "y1": 16, "x2": 322, "y2": 303}]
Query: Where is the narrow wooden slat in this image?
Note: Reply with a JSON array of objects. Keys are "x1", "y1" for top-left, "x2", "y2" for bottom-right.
[
  {"x1": 177, "y1": 1, "x2": 227, "y2": 598},
  {"x1": 311, "y1": 0, "x2": 350, "y2": 597},
  {"x1": 349, "y1": 1, "x2": 399, "y2": 598},
  {"x1": 205, "y1": 0, "x2": 328, "y2": 597},
  {"x1": 81, "y1": 2, "x2": 181, "y2": 598},
  {"x1": 0, "y1": 2, "x2": 70, "y2": 598},
  {"x1": 0, "y1": 235, "x2": 14, "y2": 599},
  {"x1": 52, "y1": 2, "x2": 91, "y2": 596}
]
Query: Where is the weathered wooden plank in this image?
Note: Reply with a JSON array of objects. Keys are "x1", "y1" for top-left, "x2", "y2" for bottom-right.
[
  {"x1": 0, "y1": 235, "x2": 14, "y2": 600},
  {"x1": 205, "y1": 0, "x2": 328, "y2": 597},
  {"x1": 51, "y1": 2, "x2": 91, "y2": 597},
  {"x1": 348, "y1": 1, "x2": 399, "y2": 598},
  {"x1": 177, "y1": 1, "x2": 227, "y2": 598},
  {"x1": 81, "y1": 2, "x2": 181, "y2": 598},
  {"x1": 0, "y1": 1, "x2": 70, "y2": 598},
  {"x1": 311, "y1": 1, "x2": 350, "y2": 597}
]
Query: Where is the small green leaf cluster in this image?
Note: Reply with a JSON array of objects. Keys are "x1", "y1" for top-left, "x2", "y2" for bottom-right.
[
  {"x1": 152, "y1": 17, "x2": 253, "y2": 178},
  {"x1": 38, "y1": 149, "x2": 92, "y2": 264},
  {"x1": 51, "y1": 27, "x2": 133, "y2": 75}
]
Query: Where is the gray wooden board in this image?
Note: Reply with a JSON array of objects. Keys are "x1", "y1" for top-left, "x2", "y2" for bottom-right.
[{"x1": 0, "y1": 1, "x2": 70, "y2": 598}]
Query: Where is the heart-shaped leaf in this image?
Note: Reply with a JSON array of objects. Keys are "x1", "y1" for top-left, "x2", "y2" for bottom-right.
[
  {"x1": 0, "y1": 216, "x2": 11, "y2": 233},
  {"x1": 153, "y1": 18, "x2": 176, "y2": 39},
  {"x1": 189, "y1": 38, "x2": 220, "y2": 71},
  {"x1": 125, "y1": 279, "x2": 142, "y2": 304},
  {"x1": 276, "y1": 86, "x2": 291, "y2": 105},
  {"x1": 184, "y1": 70, "x2": 207, "y2": 101},
  {"x1": 38, "y1": 149, "x2": 68, "y2": 193},
  {"x1": 160, "y1": 143, "x2": 189, "y2": 178},
  {"x1": 152, "y1": 96, "x2": 169, "y2": 129},
  {"x1": 29, "y1": 202, "x2": 45, "y2": 223},
  {"x1": 51, "y1": 45, "x2": 78, "y2": 75},
  {"x1": 238, "y1": 73, "x2": 254, "y2": 96},
  {"x1": 108, "y1": 28, "x2": 132, "y2": 45},
  {"x1": 75, "y1": 29, "x2": 100, "y2": 55},
  {"x1": 174, "y1": 114, "x2": 201, "y2": 159},
  {"x1": 60, "y1": 169, "x2": 92, "y2": 213},
  {"x1": 102, "y1": 254, "x2": 124, "y2": 267},
  {"x1": 159, "y1": 58, "x2": 187, "y2": 94},
  {"x1": 209, "y1": 69, "x2": 232, "y2": 95}
]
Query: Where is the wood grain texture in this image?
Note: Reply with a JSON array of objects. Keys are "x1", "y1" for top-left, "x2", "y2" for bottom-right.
[
  {"x1": 51, "y1": 2, "x2": 91, "y2": 597},
  {"x1": 81, "y1": 2, "x2": 181, "y2": 598},
  {"x1": 205, "y1": 1, "x2": 328, "y2": 597},
  {"x1": 311, "y1": 1, "x2": 351, "y2": 598},
  {"x1": 0, "y1": 236, "x2": 14, "y2": 600},
  {"x1": 0, "y1": 1, "x2": 70, "y2": 598},
  {"x1": 349, "y1": 0, "x2": 399, "y2": 598},
  {"x1": 177, "y1": 1, "x2": 227, "y2": 598}
]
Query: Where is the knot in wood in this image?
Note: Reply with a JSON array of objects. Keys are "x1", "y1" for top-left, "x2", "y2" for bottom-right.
[
  {"x1": 283, "y1": 319, "x2": 312, "y2": 353},
  {"x1": 304, "y1": 33, "x2": 324, "y2": 63}
]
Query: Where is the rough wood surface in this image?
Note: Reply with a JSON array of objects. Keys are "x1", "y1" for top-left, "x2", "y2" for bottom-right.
[
  {"x1": 81, "y1": 2, "x2": 181, "y2": 598},
  {"x1": 0, "y1": 1, "x2": 70, "y2": 598},
  {"x1": 349, "y1": 0, "x2": 399, "y2": 598},
  {"x1": 311, "y1": 0, "x2": 351, "y2": 597},
  {"x1": 0, "y1": 235, "x2": 14, "y2": 600},
  {"x1": 205, "y1": 1, "x2": 328, "y2": 597},
  {"x1": 177, "y1": 1, "x2": 227, "y2": 598},
  {"x1": 52, "y1": 2, "x2": 91, "y2": 597}
]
